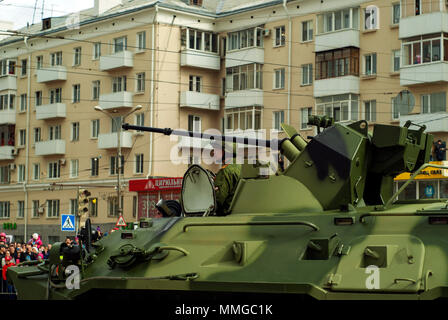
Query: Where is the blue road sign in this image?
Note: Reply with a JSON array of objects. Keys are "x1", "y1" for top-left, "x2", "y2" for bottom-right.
[{"x1": 61, "y1": 214, "x2": 76, "y2": 232}]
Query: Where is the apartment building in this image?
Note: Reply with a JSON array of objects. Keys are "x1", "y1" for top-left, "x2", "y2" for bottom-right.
[{"x1": 0, "y1": 0, "x2": 447, "y2": 243}]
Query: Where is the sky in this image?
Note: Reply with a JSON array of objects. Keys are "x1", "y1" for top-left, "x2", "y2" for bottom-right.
[{"x1": 0, "y1": 0, "x2": 95, "y2": 30}]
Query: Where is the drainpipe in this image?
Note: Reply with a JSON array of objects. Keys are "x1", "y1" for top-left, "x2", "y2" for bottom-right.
[
  {"x1": 24, "y1": 40, "x2": 31, "y2": 241},
  {"x1": 148, "y1": 4, "x2": 158, "y2": 179},
  {"x1": 283, "y1": 0, "x2": 292, "y2": 125}
]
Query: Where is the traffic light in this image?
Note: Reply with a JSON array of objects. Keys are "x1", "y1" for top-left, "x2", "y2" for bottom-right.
[{"x1": 78, "y1": 189, "x2": 91, "y2": 216}]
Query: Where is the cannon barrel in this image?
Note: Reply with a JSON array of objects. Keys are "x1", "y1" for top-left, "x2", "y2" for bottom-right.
[{"x1": 122, "y1": 123, "x2": 278, "y2": 149}]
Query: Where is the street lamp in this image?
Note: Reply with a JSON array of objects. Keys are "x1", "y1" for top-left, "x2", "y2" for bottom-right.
[{"x1": 94, "y1": 105, "x2": 142, "y2": 216}]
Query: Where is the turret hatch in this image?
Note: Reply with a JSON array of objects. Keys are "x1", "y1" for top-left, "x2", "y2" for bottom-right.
[{"x1": 181, "y1": 165, "x2": 216, "y2": 215}]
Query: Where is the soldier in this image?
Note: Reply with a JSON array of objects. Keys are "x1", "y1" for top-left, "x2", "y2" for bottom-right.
[{"x1": 212, "y1": 141, "x2": 241, "y2": 216}]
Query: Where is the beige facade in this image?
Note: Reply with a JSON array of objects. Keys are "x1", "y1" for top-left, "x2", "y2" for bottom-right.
[{"x1": 0, "y1": 0, "x2": 447, "y2": 243}]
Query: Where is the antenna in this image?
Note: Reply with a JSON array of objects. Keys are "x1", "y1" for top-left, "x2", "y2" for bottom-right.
[
  {"x1": 41, "y1": 0, "x2": 45, "y2": 20},
  {"x1": 32, "y1": 0, "x2": 38, "y2": 25}
]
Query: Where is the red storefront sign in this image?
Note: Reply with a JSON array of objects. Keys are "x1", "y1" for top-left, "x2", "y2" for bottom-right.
[{"x1": 129, "y1": 177, "x2": 183, "y2": 219}]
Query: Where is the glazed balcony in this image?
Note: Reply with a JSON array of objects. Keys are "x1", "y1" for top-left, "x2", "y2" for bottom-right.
[
  {"x1": 99, "y1": 51, "x2": 133, "y2": 71},
  {"x1": 399, "y1": 12, "x2": 448, "y2": 39},
  {"x1": 0, "y1": 109, "x2": 16, "y2": 125},
  {"x1": 35, "y1": 140, "x2": 66, "y2": 156},
  {"x1": 36, "y1": 66, "x2": 67, "y2": 83},
  {"x1": 0, "y1": 146, "x2": 15, "y2": 160},
  {"x1": 180, "y1": 91, "x2": 220, "y2": 110},
  {"x1": 97, "y1": 132, "x2": 133, "y2": 149},
  {"x1": 181, "y1": 49, "x2": 220, "y2": 70},
  {"x1": 0, "y1": 75, "x2": 16, "y2": 91},
  {"x1": 400, "y1": 62, "x2": 448, "y2": 86},
  {"x1": 35, "y1": 103, "x2": 66, "y2": 120}
]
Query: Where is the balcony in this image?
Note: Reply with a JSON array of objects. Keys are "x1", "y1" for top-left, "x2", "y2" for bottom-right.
[
  {"x1": 36, "y1": 66, "x2": 67, "y2": 83},
  {"x1": 98, "y1": 132, "x2": 133, "y2": 149},
  {"x1": 0, "y1": 75, "x2": 16, "y2": 91},
  {"x1": 99, "y1": 91, "x2": 133, "y2": 110},
  {"x1": 0, "y1": 109, "x2": 16, "y2": 125},
  {"x1": 400, "y1": 62, "x2": 448, "y2": 86},
  {"x1": 35, "y1": 140, "x2": 66, "y2": 156},
  {"x1": 225, "y1": 90, "x2": 263, "y2": 109},
  {"x1": 226, "y1": 48, "x2": 264, "y2": 68},
  {"x1": 36, "y1": 103, "x2": 66, "y2": 120},
  {"x1": 0, "y1": 146, "x2": 14, "y2": 161},
  {"x1": 181, "y1": 49, "x2": 220, "y2": 70},
  {"x1": 314, "y1": 76, "x2": 360, "y2": 97},
  {"x1": 399, "y1": 12, "x2": 448, "y2": 39},
  {"x1": 99, "y1": 51, "x2": 133, "y2": 71},
  {"x1": 400, "y1": 112, "x2": 448, "y2": 133},
  {"x1": 180, "y1": 91, "x2": 220, "y2": 110},
  {"x1": 315, "y1": 29, "x2": 359, "y2": 52}
]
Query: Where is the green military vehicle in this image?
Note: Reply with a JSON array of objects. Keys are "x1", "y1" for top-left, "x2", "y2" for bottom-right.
[{"x1": 7, "y1": 116, "x2": 448, "y2": 300}]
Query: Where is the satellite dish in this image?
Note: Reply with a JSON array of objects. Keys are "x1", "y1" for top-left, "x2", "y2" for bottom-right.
[{"x1": 395, "y1": 90, "x2": 415, "y2": 115}]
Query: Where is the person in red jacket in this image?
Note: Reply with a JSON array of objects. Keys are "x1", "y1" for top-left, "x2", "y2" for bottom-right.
[{"x1": 2, "y1": 255, "x2": 15, "y2": 293}]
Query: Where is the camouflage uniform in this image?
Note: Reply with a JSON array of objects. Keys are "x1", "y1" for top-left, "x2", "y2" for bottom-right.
[{"x1": 214, "y1": 164, "x2": 241, "y2": 216}]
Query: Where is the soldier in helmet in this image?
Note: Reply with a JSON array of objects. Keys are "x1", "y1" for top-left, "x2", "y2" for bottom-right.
[{"x1": 212, "y1": 141, "x2": 241, "y2": 216}]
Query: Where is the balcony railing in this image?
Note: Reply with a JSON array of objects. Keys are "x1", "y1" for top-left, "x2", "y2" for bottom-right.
[
  {"x1": 36, "y1": 66, "x2": 67, "y2": 83},
  {"x1": 180, "y1": 91, "x2": 220, "y2": 110},
  {"x1": 0, "y1": 75, "x2": 16, "y2": 91},
  {"x1": 36, "y1": 103, "x2": 66, "y2": 120},
  {"x1": 181, "y1": 49, "x2": 220, "y2": 70},
  {"x1": 314, "y1": 76, "x2": 360, "y2": 97},
  {"x1": 99, "y1": 51, "x2": 133, "y2": 71},
  {"x1": 0, "y1": 146, "x2": 14, "y2": 160},
  {"x1": 35, "y1": 140, "x2": 66, "y2": 156},
  {"x1": 97, "y1": 132, "x2": 133, "y2": 149},
  {"x1": 0, "y1": 109, "x2": 16, "y2": 125},
  {"x1": 99, "y1": 91, "x2": 133, "y2": 110}
]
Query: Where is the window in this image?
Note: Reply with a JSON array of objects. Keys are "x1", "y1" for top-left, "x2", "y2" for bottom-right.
[
  {"x1": 36, "y1": 56, "x2": 43, "y2": 69},
  {"x1": 72, "y1": 84, "x2": 80, "y2": 103},
  {"x1": 112, "y1": 76, "x2": 127, "y2": 92},
  {"x1": 49, "y1": 88, "x2": 62, "y2": 104},
  {"x1": 135, "y1": 113, "x2": 144, "y2": 127},
  {"x1": 0, "y1": 202, "x2": 10, "y2": 218},
  {"x1": 392, "y1": 50, "x2": 400, "y2": 72},
  {"x1": 32, "y1": 163, "x2": 40, "y2": 180},
  {"x1": 135, "y1": 154, "x2": 144, "y2": 174},
  {"x1": 274, "y1": 26, "x2": 286, "y2": 46},
  {"x1": 364, "y1": 100, "x2": 377, "y2": 121},
  {"x1": 183, "y1": 28, "x2": 219, "y2": 53},
  {"x1": 111, "y1": 116, "x2": 123, "y2": 133},
  {"x1": 108, "y1": 196, "x2": 119, "y2": 217},
  {"x1": 317, "y1": 8, "x2": 359, "y2": 34},
  {"x1": 136, "y1": 72, "x2": 145, "y2": 92},
  {"x1": 35, "y1": 91, "x2": 42, "y2": 106},
  {"x1": 71, "y1": 122, "x2": 79, "y2": 141},
  {"x1": 415, "y1": 0, "x2": 421, "y2": 16},
  {"x1": 17, "y1": 201, "x2": 24, "y2": 218},
  {"x1": 21, "y1": 59, "x2": 27, "y2": 76},
  {"x1": 20, "y1": 94, "x2": 27, "y2": 112},
  {"x1": 274, "y1": 69, "x2": 285, "y2": 89},
  {"x1": 188, "y1": 115, "x2": 201, "y2": 132},
  {"x1": 301, "y1": 107, "x2": 312, "y2": 129},
  {"x1": 49, "y1": 125, "x2": 61, "y2": 140},
  {"x1": 70, "y1": 199, "x2": 78, "y2": 215},
  {"x1": 114, "y1": 36, "x2": 127, "y2": 53},
  {"x1": 89, "y1": 198, "x2": 98, "y2": 217},
  {"x1": 225, "y1": 64, "x2": 263, "y2": 92},
  {"x1": 137, "y1": 31, "x2": 146, "y2": 51},
  {"x1": 227, "y1": 28, "x2": 263, "y2": 51},
  {"x1": 17, "y1": 164, "x2": 25, "y2": 182},
  {"x1": 0, "y1": 59, "x2": 15, "y2": 76},
  {"x1": 402, "y1": 35, "x2": 446, "y2": 66},
  {"x1": 224, "y1": 106, "x2": 262, "y2": 131},
  {"x1": 364, "y1": 6, "x2": 379, "y2": 30},
  {"x1": 132, "y1": 196, "x2": 137, "y2": 218},
  {"x1": 190, "y1": 0, "x2": 202, "y2": 5},
  {"x1": 189, "y1": 75, "x2": 201, "y2": 92},
  {"x1": 91, "y1": 119, "x2": 99, "y2": 138},
  {"x1": 91, "y1": 157, "x2": 99, "y2": 176},
  {"x1": 50, "y1": 52, "x2": 62, "y2": 66},
  {"x1": 46, "y1": 199, "x2": 60, "y2": 218},
  {"x1": 70, "y1": 159, "x2": 79, "y2": 178},
  {"x1": 92, "y1": 80, "x2": 100, "y2": 100},
  {"x1": 364, "y1": 53, "x2": 377, "y2": 75},
  {"x1": 315, "y1": 48, "x2": 359, "y2": 80},
  {"x1": 19, "y1": 129, "x2": 26, "y2": 146},
  {"x1": 392, "y1": 3, "x2": 400, "y2": 24},
  {"x1": 421, "y1": 92, "x2": 446, "y2": 114},
  {"x1": 110, "y1": 155, "x2": 124, "y2": 175},
  {"x1": 32, "y1": 200, "x2": 39, "y2": 218},
  {"x1": 302, "y1": 21, "x2": 313, "y2": 42},
  {"x1": 93, "y1": 42, "x2": 101, "y2": 59},
  {"x1": 73, "y1": 47, "x2": 82, "y2": 66},
  {"x1": 316, "y1": 94, "x2": 359, "y2": 122},
  {"x1": 0, "y1": 166, "x2": 10, "y2": 184},
  {"x1": 273, "y1": 111, "x2": 285, "y2": 131},
  {"x1": 34, "y1": 127, "x2": 41, "y2": 143},
  {"x1": 0, "y1": 94, "x2": 14, "y2": 110},
  {"x1": 48, "y1": 161, "x2": 60, "y2": 179},
  {"x1": 301, "y1": 64, "x2": 313, "y2": 85}
]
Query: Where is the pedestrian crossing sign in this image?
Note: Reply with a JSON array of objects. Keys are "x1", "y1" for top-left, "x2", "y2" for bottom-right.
[
  {"x1": 116, "y1": 215, "x2": 127, "y2": 227},
  {"x1": 61, "y1": 214, "x2": 76, "y2": 232}
]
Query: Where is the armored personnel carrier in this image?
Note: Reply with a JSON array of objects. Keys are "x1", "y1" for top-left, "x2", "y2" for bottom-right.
[{"x1": 8, "y1": 117, "x2": 448, "y2": 300}]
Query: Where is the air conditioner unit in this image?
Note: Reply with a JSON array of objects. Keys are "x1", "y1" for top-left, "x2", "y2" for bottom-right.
[
  {"x1": 59, "y1": 158, "x2": 66, "y2": 166},
  {"x1": 9, "y1": 164, "x2": 16, "y2": 170},
  {"x1": 263, "y1": 29, "x2": 270, "y2": 37}
]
